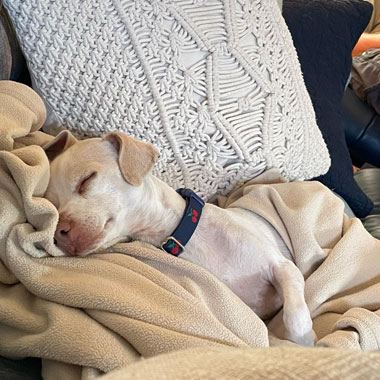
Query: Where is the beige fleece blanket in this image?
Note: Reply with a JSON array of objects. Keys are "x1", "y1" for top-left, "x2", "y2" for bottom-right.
[
  {"x1": 100, "y1": 346, "x2": 380, "y2": 380},
  {"x1": 221, "y1": 171, "x2": 380, "y2": 350},
  {"x1": 1, "y1": 80, "x2": 380, "y2": 379}
]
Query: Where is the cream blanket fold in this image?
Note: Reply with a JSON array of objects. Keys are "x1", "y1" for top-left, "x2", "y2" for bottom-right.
[
  {"x1": 100, "y1": 347, "x2": 380, "y2": 380},
  {"x1": 221, "y1": 170, "x2": 380, "y2": 350},
  {"x1": 2, "y1": 80, "x2": 380, "y2": 380}
]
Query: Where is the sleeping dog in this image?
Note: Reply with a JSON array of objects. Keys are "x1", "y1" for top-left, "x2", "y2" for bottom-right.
[{"x1": 44, "y1": 131, "x2": 315, "y2": 346}]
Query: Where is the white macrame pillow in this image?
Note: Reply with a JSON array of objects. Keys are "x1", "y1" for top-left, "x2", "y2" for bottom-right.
[{"x1": 4, "y1": 0, "x2": 330, "y2": 200}]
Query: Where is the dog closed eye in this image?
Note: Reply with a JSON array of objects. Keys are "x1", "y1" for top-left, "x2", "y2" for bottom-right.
[{"x1": 77, "y1": 172, "x2": 97, "y2": 195}]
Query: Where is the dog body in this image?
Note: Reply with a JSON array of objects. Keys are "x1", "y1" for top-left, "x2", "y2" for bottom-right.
[{"x1": 44, "y1": 131, "x2": 314, "y2": 346}]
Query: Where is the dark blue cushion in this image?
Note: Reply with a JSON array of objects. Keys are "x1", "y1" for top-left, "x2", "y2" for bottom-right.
[{"x1": 283, "y1": 0, "x2": 374, "y2": 218}]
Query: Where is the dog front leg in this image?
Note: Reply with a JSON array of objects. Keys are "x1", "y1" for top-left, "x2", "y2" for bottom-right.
[{"x1": 271, "y1": 260, "x2": 315, "y2": 346}]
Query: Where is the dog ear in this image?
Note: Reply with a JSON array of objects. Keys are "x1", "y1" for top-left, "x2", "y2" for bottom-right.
[
  {"x1": 103, "y1": 132, "x2": 159, "y2": 186},
  {"x1": 43, "y1": 130, "x2": 78, "y2": 161}
]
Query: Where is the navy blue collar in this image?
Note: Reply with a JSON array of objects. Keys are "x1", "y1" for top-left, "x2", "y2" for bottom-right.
[{"x1": 161, "y1": 189, "x2": 205, "y2": 256}]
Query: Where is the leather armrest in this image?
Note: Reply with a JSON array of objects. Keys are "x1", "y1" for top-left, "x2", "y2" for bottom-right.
[
  {"x1": 355, "y1": 168, "x2": 380, "y2": 239},
  {"x1": 0, "y1": 2, "x2": 12, "y2": 79},
  {"x1": 0, "y1": 4, "x2": 30, "y2": 84},
  {"x1": 343, "y1": 87, "x2": 380, "y2": 167}
]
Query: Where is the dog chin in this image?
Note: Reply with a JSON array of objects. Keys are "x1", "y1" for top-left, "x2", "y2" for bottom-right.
[
  {"x1": 58, "y1": 236, "x2": 129, "y2": 257},
  {"x1": 86, "y1": 236, "x2": 130, "y2": 255},
  {"x1": 97, "y1": 237, "x2": 131, "y2": 252},
  {"x1": 58, "y1": 243, "x2": 100, "y2": 257}
]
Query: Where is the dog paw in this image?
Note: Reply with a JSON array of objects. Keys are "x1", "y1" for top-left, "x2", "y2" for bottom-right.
[
  {"x1": 285, "y1": 328, "x2": 316, "y2": 347},
  {"x1": 282, "y1": 306, "x2": 315, "y2": 346}
]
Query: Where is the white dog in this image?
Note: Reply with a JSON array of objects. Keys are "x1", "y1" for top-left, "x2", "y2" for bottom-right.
[{"x1": 44, "y1": 131, "x2": 315, "y2": 346}]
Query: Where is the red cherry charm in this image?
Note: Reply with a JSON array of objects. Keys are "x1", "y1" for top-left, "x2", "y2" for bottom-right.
[
  {"x1": 171, "y1": 246, "x2": 179, "y2": 255},
  {"x1": 192, "y1": 216, "x2": 197, "y2": 223},
  {"x1": 192, "y1": 209, "x2": 198, "y2": 217}
]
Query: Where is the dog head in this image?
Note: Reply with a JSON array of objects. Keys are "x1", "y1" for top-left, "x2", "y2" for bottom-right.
[{"x1": 44, "y1": 131, "x2": 159, "y2": 256}]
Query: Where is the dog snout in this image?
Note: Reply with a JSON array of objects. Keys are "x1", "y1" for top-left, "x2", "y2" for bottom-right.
[{"x1": 54, "y1": 214, "x2": 101, "y2": 256}]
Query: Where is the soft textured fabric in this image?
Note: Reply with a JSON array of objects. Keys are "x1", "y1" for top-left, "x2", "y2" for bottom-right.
[
  {"x1": 221, "y1": 170, "x2": 380, "y2": 350},
  {"x1": 332, "y1": 191, "x2": 355, "y2": 218},
  {"x1": 283, "y1": 0, "x2": 374, "y2": 218},
  {"x1": 0, "y1": 5, "x2": 29, "y2": 84},
  {"x1": 351, "y1": 1, "x2": 380, "y2": 114},
  {"x1": 98, "y1": 347, "x2": 380, "y2": 380},
  {"x1": 351, "y1": 48, "x2": 380, "y2": 115},
  {"x1": 365, "y1": 0, "x2": 380, "y2": 33},
  {"x1": 3, "y1": 0, "x2": 330, "y2": 202},
  {"x1": 2, "y1": 81, "x2": 380, "y2": 379},
  {"x1": 0, "y1": 8, "x2": 12, "y2": 81}
]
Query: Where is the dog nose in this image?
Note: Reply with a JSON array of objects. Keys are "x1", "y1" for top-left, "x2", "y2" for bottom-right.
[
  {"x1": 55, "y1": 219, "x2": 71, "y2": 239},
  {"x1": 54, "y1": 217, "x2": 77, "y2": 255}
]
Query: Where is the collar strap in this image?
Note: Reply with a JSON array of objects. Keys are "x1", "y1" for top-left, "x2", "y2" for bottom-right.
[{"x1": 161, "y1": 188, "x2": 205, "y2": 256}]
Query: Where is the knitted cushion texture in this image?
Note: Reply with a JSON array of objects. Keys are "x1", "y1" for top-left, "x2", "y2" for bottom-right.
[{"x1": 4, "y1": 0, "x2": 330, "y2": 200}]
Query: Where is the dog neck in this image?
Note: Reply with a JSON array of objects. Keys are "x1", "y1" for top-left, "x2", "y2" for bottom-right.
[{"x1": 127, "y1": 175, "x2": 188, "y2": 247}]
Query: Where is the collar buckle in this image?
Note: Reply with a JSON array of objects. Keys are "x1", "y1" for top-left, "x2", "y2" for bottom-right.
[
  {"x1": 161, "y1": 236, "x2": 185, "y2": 251},
  {"x1": 161, "y1": 236, "x2": 185, "y2": 256}
]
